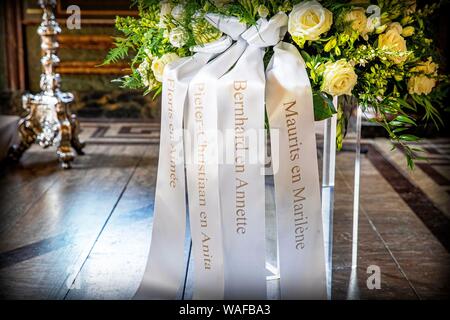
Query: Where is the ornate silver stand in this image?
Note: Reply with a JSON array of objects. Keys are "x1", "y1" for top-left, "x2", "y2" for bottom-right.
[{"x1": 8, "y1": 0, "x2": 84, "y2": 169}]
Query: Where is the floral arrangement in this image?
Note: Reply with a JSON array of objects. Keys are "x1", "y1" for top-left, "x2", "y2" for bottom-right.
[{"x1": 104, "y1": 0, "x2": 449, "y2": 168}]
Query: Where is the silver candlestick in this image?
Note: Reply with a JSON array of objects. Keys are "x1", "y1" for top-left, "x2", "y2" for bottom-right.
[{"x1": 8, "y1": 0, "x2": 85, "y2": 169}]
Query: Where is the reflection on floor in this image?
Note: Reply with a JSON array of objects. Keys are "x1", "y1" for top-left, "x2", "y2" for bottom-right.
[{"x1": 0, "y1": 120, "x2": 448, "y2": 300}]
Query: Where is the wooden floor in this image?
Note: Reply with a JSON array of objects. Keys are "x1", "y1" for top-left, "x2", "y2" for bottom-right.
[{"x1": 0, "y1": 120, "x2": 449, "y2": 300}]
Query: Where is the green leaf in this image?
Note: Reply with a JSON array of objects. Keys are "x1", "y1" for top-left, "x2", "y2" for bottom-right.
[
  {"x1": 399, "y1": 134, "x2": 420, "y2": 142},
  {"x1": 397, "y1": 97, "x2": 416, "y2": 111},
  {"x1": 389, "y1": 121, "x2": 404, "y2": 127},
  {"x1": 300, "y1": 50, "x2": 312, "y2": 62},
  {"x1": 406, "y1": 155, "x2": 415, "y2": 170},
  {"x1": 394, "y1": 115, "x2": 417, "y2": 126},
  {"x1": 313, "y1": 92, "x2": 336, "y2": 121},
  {"x1": 411, "y1": 147, "x2": 426, "y2": 153},
  {"x1": 392, "y1": 127, "x2": 409, "y2": 133}
]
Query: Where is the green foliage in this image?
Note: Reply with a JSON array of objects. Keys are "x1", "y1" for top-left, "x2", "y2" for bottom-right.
[
  {"x1": 103, "y1": 0, "x2": 449, "y2": 169},
  {"x1": 313, "y1": 92, "x2": 336, "y2": 121}
]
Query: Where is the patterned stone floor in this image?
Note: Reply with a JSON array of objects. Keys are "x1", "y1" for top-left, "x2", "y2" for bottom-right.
[
  {"x1": 0, "y1": 120, "x2": 448, "y2": 300},
  {"x1": 332, "y1": 138, "x2": 450, "y2": 299}
]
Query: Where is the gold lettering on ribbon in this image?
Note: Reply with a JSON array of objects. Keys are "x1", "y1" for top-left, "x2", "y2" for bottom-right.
[
  {"x1": 233, "y1": 80, "x2": 249, "y2": 235},
  {"x1": 167, "y1": 79, "x2": 177, "y2": 189},
  {"x1": 284, "y1": 100, "x2": 309, "y2": 250},
  {"x1": 193, "y1": 82, "x2": 212, "y2": 270}
]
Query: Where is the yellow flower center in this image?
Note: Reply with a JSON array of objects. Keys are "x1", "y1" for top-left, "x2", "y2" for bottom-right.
[{"x1": 301, "y1": 9, "x2": 320, "y2": 27}]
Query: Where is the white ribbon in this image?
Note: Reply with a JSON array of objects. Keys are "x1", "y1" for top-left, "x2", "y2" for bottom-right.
[
  {"x1": 136, "y1": 11, "x2": 327, "y2": 300},
  {"x1": 266, "y1": 42, "x2": 327, "y2": 299},
  {"x1": 134, "y1": 36, "x2": 234, "y2": 300},
  {"x1": 205, "y1": 14, "x2": 247, "y2": 41},
  {"x1": 185, "y1": 15, "x2": 248, "y2": 299},
  {"x1": 217, "y1": 13, "x2": 288, "y2": 299}
]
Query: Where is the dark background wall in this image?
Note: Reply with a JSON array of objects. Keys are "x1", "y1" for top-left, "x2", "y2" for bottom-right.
[
  {"x1": 0, "y1": 0, "x2": 159, "y2": 119},
  {"x1": 22, "y1": 0, "x2": 132, "y2": 92},
  {"x1": 0, "y1": 5, "x2": 6, "y2": 92}
]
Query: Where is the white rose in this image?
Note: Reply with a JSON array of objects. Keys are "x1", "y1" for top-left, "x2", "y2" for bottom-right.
[
  {"x1": 407, "y1": 75, "x2": 436, "y2": 95},
  {"x1": 159, "y1": 1, "x2": 172, "y2": 28},
  {"x1": 321, "y1": 59, "x2": 358, "y2": 96},
  {"x1": 137, "y1": 59, "x2": 157, "y2": 89},
  {"x1": 169, "y1": 27, "x2": 188, "y2": 48},
  {"x1": 288, "y1": 0, "x2": 333, "y2": 41},
  {"x1": 365, "y1": 15, "x2": 381, "y2": 34},
  {"x1": 171, "y1": 4, "x2": 185, "y2": 20},
  {"x1": 151, "y1": 53, "x2": 180, "y2": 82},
  {"x1": 344, "y1": 7, "x2": 368, "y2": 34},
  {"x1": 163, "y1": 29, "x2": 170, "y2": 39},
  {"x1": 378, "y1": 29, "x2": 408, "y2": 64}
]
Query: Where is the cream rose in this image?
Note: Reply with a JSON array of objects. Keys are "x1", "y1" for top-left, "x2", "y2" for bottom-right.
[
  {"x1": 138, "y1": 59, "x2": 155, "y2": 88},
  {"x1": 159, "y1": 1, "x2": 172, "y2": 28},
  {"x1": 288, "y1": 0, "x2": 333, "y2": 41},
  {"x1": 321, "y1": 59, "x2": 358, "y2": 96},
  {"x1": 169, "y1": 27, "x2": 188, "y2": 48},
  {"x1": 171, "y1": 4, "x2": 185, "y2": 20},
  {"x1": 407, "y1": 75, "x2": 436, "y2": 95},
  {"x1": 387, "y1": 22, "x2": 403, "y2": 34},
  {"x1": 151, "y1": 53, "x2": 180, "y2": 82},
  {"x1": 344, "y1": 7, "x2": 368, "y2": 34},
  {"x1": 378, "y1": 29, "x2": 408, "y2": 64},
  {"x1": 365, "y1": 15, "x2": 381, "y2": 34},
  {"x1": 411, "y1": 57, "x2": 438, "y2": 75}
]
